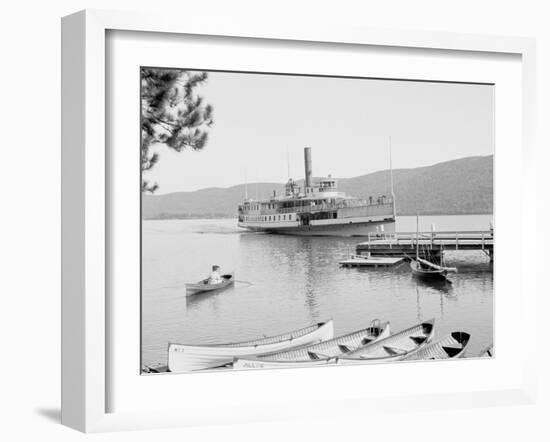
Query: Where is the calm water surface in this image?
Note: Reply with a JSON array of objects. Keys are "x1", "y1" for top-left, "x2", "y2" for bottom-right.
[{"x1": 142, "y1": 215, "x2": 494, "y2": 367}]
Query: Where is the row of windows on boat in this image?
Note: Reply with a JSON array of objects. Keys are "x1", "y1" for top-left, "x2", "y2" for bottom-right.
[
  {"x1": 241, "y1": 214, "x2": 295, "y2": 222},
  {"x1": 242, "y1": 200, "x2": 333, "y2": 211},
  {"x1": 240, "y1": 196, "x2": 391, "y2": 212}
]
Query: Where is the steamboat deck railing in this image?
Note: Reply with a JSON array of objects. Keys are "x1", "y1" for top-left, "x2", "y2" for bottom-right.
[{"x1": 242, "y1": 199, "x2": 394, "y2": 216}]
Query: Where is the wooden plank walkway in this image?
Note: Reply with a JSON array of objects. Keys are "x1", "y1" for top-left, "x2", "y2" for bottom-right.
[
  {"x1": 339, "y1": 256, "x2": 405, "y2": 267},
  {"x1": 356, "y1": 230, "x2": 493, "y2": 260}
]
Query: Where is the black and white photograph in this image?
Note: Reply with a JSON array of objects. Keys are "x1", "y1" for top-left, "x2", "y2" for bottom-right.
[
  {"x1": 140, "y1": 68, "x2": 494, "y2": 374},
  {"x1": 6, "y1": 0, "x2": 550, "y2": 438}
]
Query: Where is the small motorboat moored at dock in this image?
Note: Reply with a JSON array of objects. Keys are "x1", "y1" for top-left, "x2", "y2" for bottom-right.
[
  {"x1": 410, "y1": 257, "x2": 457, "y2": 282},
  {"x1": 233, "y1": 319, "x2": 390, "y2": 370},
  {"x1": 409, "y1": 215, "x2": 458, "y2": 282},
  {"x1": 168, "y1": 320, "x2": 334, "y2": 372}
]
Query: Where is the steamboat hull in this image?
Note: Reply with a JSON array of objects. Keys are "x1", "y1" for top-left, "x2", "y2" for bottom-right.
[{"x1": 239, "y1": 218, "x2": 395, "y2": 237}]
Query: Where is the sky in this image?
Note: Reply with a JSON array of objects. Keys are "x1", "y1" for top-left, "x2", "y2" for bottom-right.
[{"x1": 143, "y1": 70, "x2": 494, "y2": 194}]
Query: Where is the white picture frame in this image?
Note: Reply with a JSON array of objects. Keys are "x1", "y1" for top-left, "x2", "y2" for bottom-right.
[{"x1": 61, "y1": 9, "x2": 537, "y2": 433}]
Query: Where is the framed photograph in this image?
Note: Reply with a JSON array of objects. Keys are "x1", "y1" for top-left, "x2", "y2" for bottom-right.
[{"x1": 61, "y1": 9, "x2": 537, "y2": 432}]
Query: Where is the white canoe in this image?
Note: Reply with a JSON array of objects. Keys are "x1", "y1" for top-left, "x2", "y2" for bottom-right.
[
  {"x1": 402, "y1": 331, "x2": 471, "y2": 361},
  {"x1": 336, "y1": 319, "x2": 436, "y2": 364},
  {"x1": 233, "y1": 320, "x2": 390, "y2": 370},
  {"x1": 168, "y1": 320, "x2": 334, "y2": 372}
]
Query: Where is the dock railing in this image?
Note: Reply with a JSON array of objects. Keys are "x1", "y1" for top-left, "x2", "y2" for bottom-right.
[{"x1": 362, "y1": 230, "x2": 494, "y2": 251}]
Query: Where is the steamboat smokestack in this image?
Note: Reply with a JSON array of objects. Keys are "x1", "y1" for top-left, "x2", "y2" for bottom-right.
[{"x1": 304, "y1": 147, "x2": 312, "y2": 189}]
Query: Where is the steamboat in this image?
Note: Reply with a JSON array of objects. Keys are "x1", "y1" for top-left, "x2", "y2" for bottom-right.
[{"x1": 237, "y1": 147, "x2": 396, "y2": 236}]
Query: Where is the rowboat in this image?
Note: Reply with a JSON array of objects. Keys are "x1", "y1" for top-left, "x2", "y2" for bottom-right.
[
  {"x1": 478, "y1": 343, "x2": 493, "y2": 358},
  {"x1": 336, "y1": 319, "x2": 436, "y2": 364},
  {"x1": 402, "y1": 331, "x2": 471, "y2": 361},
  {"x1": 168, "y1": 320, "x2": 334, "y2": 372},
  {"x1": 233, "y1": 319, "x2": 390, "y2": 370},
  {"x1": 185, "y1": 273, "x2": 234, "y2": 295}
]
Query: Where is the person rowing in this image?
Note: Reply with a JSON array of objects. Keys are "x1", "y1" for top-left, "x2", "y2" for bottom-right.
[{"x1": 207, "y1": 265, "x2": 223, "y2": 285}]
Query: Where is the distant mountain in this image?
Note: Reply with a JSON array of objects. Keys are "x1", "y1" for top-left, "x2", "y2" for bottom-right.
[{"x1": 142, "y1": 155, "x2": 493, "y2": 219}]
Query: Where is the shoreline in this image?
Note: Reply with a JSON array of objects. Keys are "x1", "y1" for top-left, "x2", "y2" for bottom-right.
[{"x1": 143, "y1": 212, "x2": 494, "y2": 221}]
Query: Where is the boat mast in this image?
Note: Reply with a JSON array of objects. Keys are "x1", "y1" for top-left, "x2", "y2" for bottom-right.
[
  {"x1": 389, "y1": 136, "x2": 396, "y2": 219},
  {"x1": 416, "y1": 212, "x2": 420, "y2": 260}
]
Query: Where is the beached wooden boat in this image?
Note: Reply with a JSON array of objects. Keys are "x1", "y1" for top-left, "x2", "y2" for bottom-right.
[
  {"x1": 168, "y1": 320, "x2": 334, "y2": 372},
  {"x1": 233, "y1": 319, "x2": 390, "y2": 370},
  {"x1": 478, "y1": 343, "x2": 493, "y2": 358},
  {"x1": 185, "y1": 273, "x2": 234, "y2": 295},
  {"x1": 336, "y1": 319, "x2": 436, "y2": 364},
  {"x1": 142, "y1": 363, "x2": 169, "y2": 374},
  {"x1": 402, "y1": 331, "x2": 471, "y2": 360}
]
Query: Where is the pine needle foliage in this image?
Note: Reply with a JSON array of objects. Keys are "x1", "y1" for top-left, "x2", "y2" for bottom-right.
[{"x1": 141, "y1": 68, "x2": 214, "y2": 193}]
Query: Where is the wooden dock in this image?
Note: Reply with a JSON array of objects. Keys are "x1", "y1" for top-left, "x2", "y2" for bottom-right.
[
  {"x1": 339, "y1": 255, "x2": 405, "y2": 268},
  {"x1": 356, "y1": 230, "x2": 494, "y2": 261}
]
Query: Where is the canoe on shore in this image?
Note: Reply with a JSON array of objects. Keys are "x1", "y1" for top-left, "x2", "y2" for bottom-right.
[
  {"x1": 142, "y1": 363, "x2": 169, "y2": 374},
  {"x1": 233, "y1": 319, "x2": 390, "y2": 370},
  {"x1": 478, "y1": 344, "x2": 493, "y2": 357},
  {"x1": 168, "y1": 320, "x2": 334, "y2": 372},
  {"x1": 336, "y1": 319, "x2": 436, "y2": 364},
  {"x1": 185, "y1": 273, "x2": 234, "y2": 295},
  {"x1": 402, "y1": 331, "x2": 471, "y2": 361}
]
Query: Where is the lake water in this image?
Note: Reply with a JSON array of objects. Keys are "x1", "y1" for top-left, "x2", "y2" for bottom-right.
[{"x1": 142, "y1": 214, "x2": 494, "y2": 368}]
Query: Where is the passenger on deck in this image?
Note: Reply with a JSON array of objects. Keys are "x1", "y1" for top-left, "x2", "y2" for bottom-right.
[{"x1": 207, "y1": 265, "x2": 223, "y2": 284}]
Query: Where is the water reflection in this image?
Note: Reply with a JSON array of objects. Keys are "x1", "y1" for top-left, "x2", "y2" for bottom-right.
[
  {"x1": 185, "y1": 285, "x2": 235, "y2": 311},
  {"x1": 142, "y1": 219, "x2": 494, "y2": 366},
  {"x1": 301, "y1": 238, "x2": 319, "y2": 322},
  {"x1": 413, "y1": 277, "x2": 454, "y2": 295}
]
